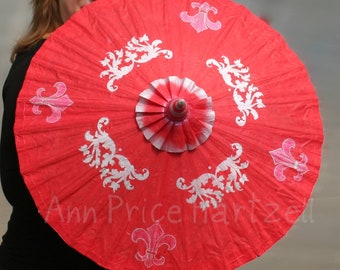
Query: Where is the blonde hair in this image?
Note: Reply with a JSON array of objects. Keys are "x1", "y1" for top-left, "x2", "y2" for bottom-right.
[{"x1": 10, "y1": 0, "x2": 63, "y2": 62}]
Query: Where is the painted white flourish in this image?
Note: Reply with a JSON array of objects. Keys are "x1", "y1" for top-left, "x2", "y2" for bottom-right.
[
  {"x1": 177, "y1": 143, "x2": 249, "y2": 210},
  {"x1": 79, "y1": 117, "x2": 149, "y2": 192},
  {"x1": 206, "y1": 57, "x2": 265, "y2": 126},
  {"x1": 100, "y1": 34, "x2": 173, "y2": 92}
]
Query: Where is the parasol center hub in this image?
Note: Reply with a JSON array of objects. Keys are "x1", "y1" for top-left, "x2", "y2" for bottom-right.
[{"x1": 165, "y1": 98, "x2": 188, "y2": 122}]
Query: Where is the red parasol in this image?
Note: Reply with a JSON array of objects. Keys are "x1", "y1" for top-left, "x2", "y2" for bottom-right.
[{"x1": 14, "y1": 0, "x2": 323, "y2": 269}]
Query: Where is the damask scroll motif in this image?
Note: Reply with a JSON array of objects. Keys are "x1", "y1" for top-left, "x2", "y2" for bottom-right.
[
  {"x1": 207, "y1": 57, "x2": 265, "y2": 126},
  {"x1": 100, "y1": 34, "x2": 173, "y2": 92},
  {"x1": 79, "y1": 117, "x2": 150, "y2": 192}
]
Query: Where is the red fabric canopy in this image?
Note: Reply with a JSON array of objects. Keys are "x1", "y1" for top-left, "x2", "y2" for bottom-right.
[{"x1": 14, "y1": 0, "x2": 323, "y2": 269}]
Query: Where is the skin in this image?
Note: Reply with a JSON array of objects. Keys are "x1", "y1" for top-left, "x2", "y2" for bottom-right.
[{"x1": 58, "y1": 0, "x2": 95, "y2": 22}]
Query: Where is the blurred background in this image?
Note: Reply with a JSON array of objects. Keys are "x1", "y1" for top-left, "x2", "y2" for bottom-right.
[{"x1": 0, "y1": 0, "x2": 339, "y2": 269}]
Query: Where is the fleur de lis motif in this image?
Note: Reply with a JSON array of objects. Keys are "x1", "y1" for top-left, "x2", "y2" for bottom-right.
[
  {"x1": 206, "y1": 56, "x2": 265, "y2": 126},
  {"x1": 177, "y1": 143, "x2": 249, "y2": 210},
  {"x1": 30, "y1": 82, "x2": 73, "y2": 123},
  {"x1": 100, "y1": 34, "x2": 173, "y2": 92},
  {"x1": 131, "y1": 221, "x2": 176, "y2": 268},
  {"x1": 269, "y1": 138, "x2": 309, "y2": 181},
  {"x1": 180, "y1": 2, "x2": 222, "y2": 33},
  {"x1": 79, "y1": 117, "x2": 150, "y2": 192}
]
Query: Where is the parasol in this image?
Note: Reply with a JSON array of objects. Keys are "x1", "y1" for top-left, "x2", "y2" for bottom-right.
[{"x1": 14, "y1": 0, "x2": 323, "y2": 269}]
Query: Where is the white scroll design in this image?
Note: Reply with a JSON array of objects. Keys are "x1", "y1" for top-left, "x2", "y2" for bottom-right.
[
  {"x1": 207, "y1": 57, "x2": 265, "y2": 126},
  {"x1": 79, "y1": 117, "x2": 150, "y2": 192},
  {"x1": 177, "y1": 143, "x2": 249, "y2": 210},
  {"x1": 100, "y1": 34, "x2": 173, "y2": 92}
]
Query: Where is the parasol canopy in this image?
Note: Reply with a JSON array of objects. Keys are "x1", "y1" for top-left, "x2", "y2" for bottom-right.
[{"x1": 14, "y1": 0, "x2": 323, "y2": 269}]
